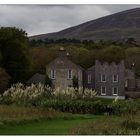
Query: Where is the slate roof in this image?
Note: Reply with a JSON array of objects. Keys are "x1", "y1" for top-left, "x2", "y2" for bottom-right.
[{"x1": 26, "y1": 73, "x2": 45, "y2": 84}]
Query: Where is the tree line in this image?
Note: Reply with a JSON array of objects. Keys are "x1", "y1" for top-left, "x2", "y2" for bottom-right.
[{"x1": 1, "y1": 27, "x2": 140, "y2": 93}]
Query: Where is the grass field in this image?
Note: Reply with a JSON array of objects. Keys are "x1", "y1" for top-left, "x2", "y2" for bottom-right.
[
  {"x1": 0, "y1": 98, "x2": 140, "y2": 135},
  {"x1": 0, "y1": 114, "x2": 101, "y2": 135}
]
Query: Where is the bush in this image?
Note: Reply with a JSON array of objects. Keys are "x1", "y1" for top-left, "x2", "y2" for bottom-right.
[
  {"x1": 106, "y1": 99, "x2": 139, "y2": 116},
  {"x1": 45, "y1": 74, "x2": 52, "y2": 87},
  {"x1": 40, "y1": 99, "x2": 105, "y2": 114}
]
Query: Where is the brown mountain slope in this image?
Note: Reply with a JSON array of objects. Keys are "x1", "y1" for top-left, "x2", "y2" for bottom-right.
[{"x1": 29, "y1": 7, "x2": 140, "y2": 41}]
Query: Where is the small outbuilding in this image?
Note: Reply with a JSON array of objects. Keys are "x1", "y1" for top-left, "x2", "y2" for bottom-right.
[{"x1": 26, "y1": 73, "x2": 45, "y2": 85}]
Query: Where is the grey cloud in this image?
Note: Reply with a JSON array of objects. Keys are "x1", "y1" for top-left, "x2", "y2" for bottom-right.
[
  {"x1": 100, "y1": 4, "x2": 140, "y2": 14},
  {"x1": 0, "y1": 5, "x2": 139, "y2": 36}
]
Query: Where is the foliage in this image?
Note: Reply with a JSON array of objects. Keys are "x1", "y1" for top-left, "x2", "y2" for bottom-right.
[
  {"x1": 1, "y1": 83, "x2": 140, "y2": 116},
  {"x1": 0, "y1": 27, "x2": 32, "y2": 83},
  {"x1": 0, "y1": 83, "x2": 97, "y2": 108},
  {"x1": 0, "y1": 51, "x2": 2, "y2": 63},
  {"x1": 45, "y1": 74, "x2": 52, "y2": 87},
  {"x1": 0, "y1": 68, "x2": 10, "y2": 94},
  {"x1": 109, "y1": 99, "x2": 139, "y2": 116},
  {"x1": 98, "y1": 45, "x2": 124, "y2": 63},
  {"x1": 41, "y1": 99, "x2": 104, "y2": 114},
  {"x1": 0, "y1": 105, "x2": 68, "y2": 122},
  {"x1": 30, "y1": 39, "x2": 140, "y2": 76},
  {"x1": 72, "y1": 75, "x2": 79, "y2": 88},
  {"x1": 125, "y1": 47, "x2": 140, "y2": 78},
  {"x1": 69, "y1": 113, "x2": 140, "y2": 135}
]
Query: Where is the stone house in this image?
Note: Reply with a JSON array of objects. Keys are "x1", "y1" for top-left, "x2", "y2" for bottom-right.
[
  {"x1": 26, "y1": 47, "x2": 139, "y2": 98},
  {"x1": 46, "y1": 48, "x2": 84, "y2": 89},
  {"x1": 85, "y1": 60, "x2": 125, "y2": 97},
  {"x1": 125, "y1": 69, "x2": 136, "y2": 91}
]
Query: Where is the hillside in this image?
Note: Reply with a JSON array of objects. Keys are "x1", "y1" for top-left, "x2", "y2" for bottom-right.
[{"x1": 29, "y1": 7, "x2": 140, "y2": 41}]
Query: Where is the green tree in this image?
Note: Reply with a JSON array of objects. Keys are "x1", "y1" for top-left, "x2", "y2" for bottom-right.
[
  {"x1": 98, "y1": 45, "x2": 124, "y2": 63},
  {"x1": 0, "y1": 27, "x2": 32, "y2": 83},
  {"x1": 0, "y1": 51, "x2": 2, "y2": 64},
  {"x1": 45, "y1": 74, "x2": 52, "y2": 87},
  {"x1": 125, "y1": 47, "x2": 140, "y2": 78},
  {"x1": 0, "y1": 68, "x2": 10, "y2": 93},
  {"x1": 72, "y1": 75, "x2": 79, "y2": 88}
]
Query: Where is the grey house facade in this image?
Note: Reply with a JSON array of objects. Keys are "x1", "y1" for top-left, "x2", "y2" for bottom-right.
[
  {"x1": 46, "y1": 48, "x2": 84, "y2": 89},
  {"x1": 85, "y1": 60, "x2": 125, "y2": 97},
  {"x1": 27, "y1": 47, "x2": 138, "y2": 98}
]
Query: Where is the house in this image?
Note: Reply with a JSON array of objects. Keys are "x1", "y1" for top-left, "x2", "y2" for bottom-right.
[
  {"x1": 27, "y1": 47, "x2": 138, "y2": 99},
  {"x1": 46, "y1": 47, "x2": 84, "y2": 89},
  {"x1": 85, "y1": 60, "x2": 125, "y2": 98},
  {"x1": 125, "y1": 69, "x2": 136, "y2": 91},
  {"x1": 26, "y1": 73, "x2": 45, "y2": 85}
]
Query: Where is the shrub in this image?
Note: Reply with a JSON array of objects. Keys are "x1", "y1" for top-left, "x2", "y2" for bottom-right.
[
  {"x1": 0, "y1": 83, "x2": 97, "y2": 108},
  {"x1": 108, "y1": 99, "x2": 139, "y2": 116},
  {"x1": 72, "y1": 75, "x2": 79, "y2": 88},
  {"x1": 45, "y1": 74, "x2": 52, "y2": 87}
]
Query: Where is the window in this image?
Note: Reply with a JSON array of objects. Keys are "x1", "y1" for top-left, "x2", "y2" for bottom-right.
[
  {"x1": 51, "y1": 69, "x2": 56, "y2": 79},
  {"x1": 101, "y1": 86, "x2": 106, "y2": 95},
  {"x1": 88, "y1": 74, "x2": 92, "y2": 84},
  {"x1": 113, "y1": 74, "x2": 118, "y2": 82},
  {"x1": 101, "y1": 74, "x2": 106, "y2": 82},
  {"x1": 68, "y1": 69, "x2": 72, "y2": 79},
  {"x1": 112, "y1": 87, "x2": 118, "y2": 95}
]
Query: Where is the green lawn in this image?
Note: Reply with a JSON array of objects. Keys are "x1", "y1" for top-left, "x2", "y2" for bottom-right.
[{"x1": 0, "y1": 115, "x2": 101, "y2": 135}]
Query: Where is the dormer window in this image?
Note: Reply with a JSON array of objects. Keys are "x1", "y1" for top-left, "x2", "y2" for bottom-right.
[
  {"x1": 101, "y1": 74, "x2": 106, "y2": 82},
  {"x1": 113, "y1": 74, "x2": 118, "y2": 82},
  {"x1": 51, "y1": 69, "x2": 56, "y2": 79},
  {"x1": 68, "y1": 69, "x2": 72, "y2": 79}
]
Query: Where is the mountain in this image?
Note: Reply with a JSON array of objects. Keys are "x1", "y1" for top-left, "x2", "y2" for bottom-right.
[{"x1": 29, "y1": 7, "x2": 140, "y2": 41}]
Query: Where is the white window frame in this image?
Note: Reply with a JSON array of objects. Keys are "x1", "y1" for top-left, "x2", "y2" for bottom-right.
[
  {"x1": 101, "y1": 86, "x2": 106, "y2": 95},
  {"x1": 112, "y1": 87, "x2": 118, "y2": 95},
  {"x1": 101, "y1": 74, "x2": 106, "y2": 82},
  {"x1": 112, "y1": 74, "x2": 118, "y2": 83},
  {"x1": 51, "y1": 69, "x2": 56, "y2": 79},
  {"x1": 88, "y1": 74, "x2": 92, "y2": 84},
  {"x1": 68, "y1": 69, "x2": 72, "y2": 79}
]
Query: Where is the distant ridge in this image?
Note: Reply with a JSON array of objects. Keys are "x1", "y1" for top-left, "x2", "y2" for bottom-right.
[{"x1": 29, "y1": 7, "x2": 140, "y2": 41}]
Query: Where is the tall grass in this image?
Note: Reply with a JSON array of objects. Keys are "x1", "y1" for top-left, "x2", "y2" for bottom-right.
[
  {"x1": 0, "y1": 105, "x2": 72, "y2": 123},
  {"x1": 69, "y1": 112, "x2": 140, "y2": 135}
]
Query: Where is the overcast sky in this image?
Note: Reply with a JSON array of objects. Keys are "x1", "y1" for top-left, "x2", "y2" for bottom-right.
[{"x1": 0, "y1": 4, "x2": 140, "y2": 36}]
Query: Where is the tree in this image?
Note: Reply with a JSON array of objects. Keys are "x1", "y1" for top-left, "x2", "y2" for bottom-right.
[
  {"x1": 0, "y1": 51, "x2": 2, "y2": 64},
  {"x1": 125, "y1": 47, "x2": 140, "y2": 78},
  {"x1": 72, "y1": 75, "x2": 79, "y2": 88},
  {"x1": 98, "y1": 45, "x2": 124, "y2": 63},
  {"x1": 45, "y1": 74, "x2": 52, "y2": 87},
  {"x1": 0, "y1": 27, "x2": 32, "y2": 83},
  {"x1": 0, "y1": 68, "x2": 10, "y2": 94}
]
